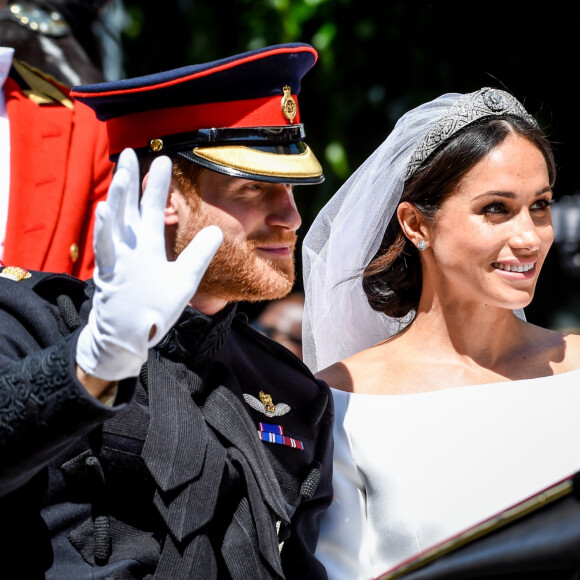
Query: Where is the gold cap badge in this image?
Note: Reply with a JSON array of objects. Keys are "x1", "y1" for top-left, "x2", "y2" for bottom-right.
[{"x1": 281, "y1": 86, "x2": 297, "y2": 123}]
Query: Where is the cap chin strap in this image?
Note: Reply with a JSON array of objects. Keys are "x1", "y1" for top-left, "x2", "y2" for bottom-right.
[{"x1": 148, "y1": 125, "x2": 307, "y2": 152}]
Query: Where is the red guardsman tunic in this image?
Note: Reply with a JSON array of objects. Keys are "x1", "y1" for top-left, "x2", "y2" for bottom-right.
[{"x1": 2, "y1": 59, "x2": 113, "y2": 280}]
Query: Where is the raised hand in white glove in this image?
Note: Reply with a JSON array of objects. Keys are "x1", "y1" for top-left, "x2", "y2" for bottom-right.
[{"x1": 76, "y1": 148, "x2": 223, "y2": 382}]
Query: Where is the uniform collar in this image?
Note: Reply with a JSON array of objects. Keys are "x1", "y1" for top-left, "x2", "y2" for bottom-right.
[{"x1": 156, "y1": 303, "x2": 238, "y2": 366}]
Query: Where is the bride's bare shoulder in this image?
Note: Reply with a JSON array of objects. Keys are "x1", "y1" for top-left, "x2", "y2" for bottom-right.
[
  {"x1": 525, "y1": 323, "x2": 580, "y2": 372},
  {"x1": 563, "y1": 330, "x2": 580, "y2": 367},
  {"x1": 315, "y1": 361, "x2": 355, "y2": 393},
  {"x1": 315, "y1": 346, "x2": 391, "y2": 393}
]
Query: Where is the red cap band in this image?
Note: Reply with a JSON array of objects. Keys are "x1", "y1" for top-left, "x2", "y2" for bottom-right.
[{"x1": 106, "y1": 94, "x2": 300, "y2": 156}]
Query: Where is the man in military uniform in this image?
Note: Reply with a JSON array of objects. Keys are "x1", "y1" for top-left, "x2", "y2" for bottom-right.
[{"x1": 0, "y1": 43, "x2": 333, "y2": 579}]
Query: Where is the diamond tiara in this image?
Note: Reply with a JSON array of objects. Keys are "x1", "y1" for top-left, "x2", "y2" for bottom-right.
[{"x1": 406, "y1": 88, "x2": 538, "y2": 179}]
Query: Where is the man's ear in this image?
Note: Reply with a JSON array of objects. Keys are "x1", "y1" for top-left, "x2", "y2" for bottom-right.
[
  {"x1": 142, "y1": 173, "x2": 181, "y2": 226},
  {"x1": 397, "y1": 201, "x2": 430, "y2": 247}
]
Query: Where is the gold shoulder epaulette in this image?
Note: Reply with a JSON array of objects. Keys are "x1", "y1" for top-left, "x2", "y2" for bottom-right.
[
  {"x1": 0, "y1": 266, "x2": 32, "y2": 281},
  {"x1": 12, "y1": 59, "x2": 73, "y2": 110}
]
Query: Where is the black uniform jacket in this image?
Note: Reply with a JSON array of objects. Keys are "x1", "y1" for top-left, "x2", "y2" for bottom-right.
[{"x1": 0, "y1": 269, "x2": 334, "y2": 579}]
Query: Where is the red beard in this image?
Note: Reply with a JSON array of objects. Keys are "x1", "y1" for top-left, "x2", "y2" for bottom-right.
[{"x1": 176, "y1": 225, "x2": 297, "y2": 303}]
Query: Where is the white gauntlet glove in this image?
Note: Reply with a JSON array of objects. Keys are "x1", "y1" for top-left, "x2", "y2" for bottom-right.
[{"x1": 76, "y1": 148, "x2": 223, "y2": 381}]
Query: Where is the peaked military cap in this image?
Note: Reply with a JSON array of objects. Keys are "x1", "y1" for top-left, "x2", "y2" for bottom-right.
[{"x1": 70, "y1": 43, "x2": 324, "y2": 184}]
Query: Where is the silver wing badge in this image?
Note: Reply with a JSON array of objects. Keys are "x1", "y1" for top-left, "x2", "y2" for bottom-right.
[{"x1": 243, "y1": 391, "x2": 291, "y2": 417}]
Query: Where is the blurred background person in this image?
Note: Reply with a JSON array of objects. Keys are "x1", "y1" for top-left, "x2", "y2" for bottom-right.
[
  {"x1": 0, "y1": 0, "x2": 125, "y2": 84},
  {"x1": 253, "y1": 292, "x2": 305, "y2": 359},
  {"x1": 0, "y1": 0, "x2": 121, "y2": 278}
]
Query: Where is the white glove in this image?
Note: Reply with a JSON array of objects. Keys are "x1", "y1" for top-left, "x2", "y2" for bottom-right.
[{"x1": 76, "y1": 148, "x2": 223, "y2": 382}]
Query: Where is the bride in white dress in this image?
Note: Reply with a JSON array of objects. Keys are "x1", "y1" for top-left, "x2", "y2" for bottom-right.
[{"x1": 302, "y1": 88, "x2": 580, "y2": 579}]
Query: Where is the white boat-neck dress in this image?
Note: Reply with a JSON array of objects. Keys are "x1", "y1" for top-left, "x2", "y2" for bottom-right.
[{"x1": 315, "y1": 370, "x2": 580, "y2": 579}]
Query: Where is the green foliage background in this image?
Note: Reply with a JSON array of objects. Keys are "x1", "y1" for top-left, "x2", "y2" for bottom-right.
[{"x1": 119, "y1": 0, "x2": 579, "y2": 327}]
